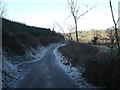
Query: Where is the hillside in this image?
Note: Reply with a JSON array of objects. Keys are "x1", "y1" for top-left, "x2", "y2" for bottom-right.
[
  {"x1": 2, "y1": 18, "x2": 64, "y2": 55},
  {"x1": 65, "y1": 30, "x2": 108, "y2": 43},
  {"x1": 2, "y1": 18, "x2": 64, "y2": 88}
]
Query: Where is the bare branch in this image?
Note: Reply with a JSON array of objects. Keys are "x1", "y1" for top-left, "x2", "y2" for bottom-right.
[
  {"x1": 0, "y1": 0, "x2": 6, "y2": 18},
  {"x1": 67, "y1": 0, "x2": 97, "y2": 42},
  {"x1": 64, "y1": 14, "x2": 72, "y2": 22},
  {"x1": 77, "y1": 2, "x2": 97, "y2": 20},
  {"x1": 109, "y1": 0, "x2": 116, "y2": 25},
  {"x1": 54, "y1": 21, "x2": 66, "y2": 34},
  {"x1": 109, "y1": 0, "x2": 119, "y2": 48},
  {"x1": 117, "y1": 18, "x2": 120, "y2": 24},
  {"x1": 106, "y1": 28, "x2": 116, "y2": 45}
]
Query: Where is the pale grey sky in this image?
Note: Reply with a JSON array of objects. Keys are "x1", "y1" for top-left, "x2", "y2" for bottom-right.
[{"x1": 4, "y1": 0, "x2": 120, "y2": 32}]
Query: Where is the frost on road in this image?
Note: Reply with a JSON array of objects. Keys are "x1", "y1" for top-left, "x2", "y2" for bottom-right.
[
  {"x1": 16, "y1": 43, "x2": 76, "y2": 88},
  {"x1": 54, "y1": 44, "x2": 96, "y2": 88},
  {"x1": 3, "y1": 43, "x2": 97, "y2": 88},
  {"x1": 2, "y1": 44, "x2": 55, "y2": 88}
]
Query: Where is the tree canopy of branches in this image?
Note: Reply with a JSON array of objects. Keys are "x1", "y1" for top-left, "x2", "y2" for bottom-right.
[
  {"x1": 0, "y1": 0, "x2": 5, "y2": 18},
  {"x1": 67, "y1": 0, "x2": 96, "y2": 42},
  {"x1": 109, "y1": 0, "x2": 120, "y2": 54},
  {"x1": 106, "y1": 27, "x2": 115, "y2": 46}
]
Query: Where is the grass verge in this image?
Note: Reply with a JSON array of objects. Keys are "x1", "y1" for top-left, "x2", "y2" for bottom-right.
[{"x1": 59, "y1": 41, "x2": 120, "y2": 88}]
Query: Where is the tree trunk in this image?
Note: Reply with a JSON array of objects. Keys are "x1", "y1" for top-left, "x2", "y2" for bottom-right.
[
  {"x1": 115, "y1": 25, "x2": 119, "y2": 48},
  {"x1": 75, "y1": 18, "x2": 78, "y2": 42},
  {"x1": 109, "y1": 0, "x2": 120, "y2": 54},
  {"x1": 115, "y1": 25, "x2": 120, "y2": 55}
]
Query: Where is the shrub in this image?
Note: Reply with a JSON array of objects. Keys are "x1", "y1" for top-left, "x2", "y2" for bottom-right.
[
  {"x1": 59, "y1": 41, "x2": 120, "y2": 88},
  {"x1": 2, "y1": 29, "x2": 26, "y2": 55},
  {"x1": 84, "y1": 52, "x2": 120, "y2": 88},
  {"x1": 59, "y1": 41, "x2": 98, "y2": 67}
]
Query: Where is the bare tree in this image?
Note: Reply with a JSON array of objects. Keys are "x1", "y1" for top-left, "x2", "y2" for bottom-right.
[
  {"x1": 106, "y1": 27, "x2": 115, "y2": 47},
  {"x1": 67, "y1": 0, "x2": 96, "y2": 42},
  {"x1": 0, "y1": 0, "x2": 6, "y2": 18},
  {"x1": 53, "y1": 21, "x2": 70, "y2": 40},
  {"x1": 109, "y1": 0, "x2": 120, "y2": 48},
  {"x1": 67, "y1": 25, "x2": 75, "y2": 40},
  {"x1": 93, "y1": 30, "x2": 100, "y2": 38}
]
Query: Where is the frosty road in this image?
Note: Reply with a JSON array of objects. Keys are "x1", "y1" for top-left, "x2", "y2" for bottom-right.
[{"x1": 17, "y1": 44, "x2": 76, "y2": 88}]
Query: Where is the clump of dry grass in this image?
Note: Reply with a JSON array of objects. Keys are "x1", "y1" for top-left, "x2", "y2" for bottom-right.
[{"x1": 59, "y1": 41, "x2": 98, "y2": 66}]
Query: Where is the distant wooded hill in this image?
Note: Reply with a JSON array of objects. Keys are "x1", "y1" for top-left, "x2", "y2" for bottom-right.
[{"x1": 2, "y1": 18, "x2": 64, "y2": 55}]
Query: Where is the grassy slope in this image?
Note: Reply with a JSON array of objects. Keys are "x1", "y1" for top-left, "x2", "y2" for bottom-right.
[
  {"x1": 2, "y1": 18, "x2": 64, "y2": 55},
  {"x1": 67, "y1": 30, "x2": 107, "y2": 43},
  {"x1": 2, "y1": 18, "x2": 64, "y2": 88}
]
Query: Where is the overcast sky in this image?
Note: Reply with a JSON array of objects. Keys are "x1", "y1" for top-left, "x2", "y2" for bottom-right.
[{"x1": 4, "y1": 0, "x2": 119, "y2": 33}]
